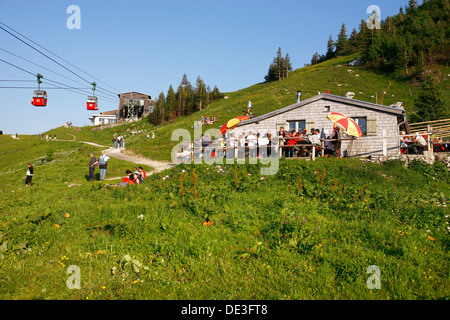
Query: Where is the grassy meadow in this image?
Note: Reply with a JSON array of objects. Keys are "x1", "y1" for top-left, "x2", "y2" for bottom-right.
[{"x1": 0, "y1": 133, "x2": 448, "y2": 300}]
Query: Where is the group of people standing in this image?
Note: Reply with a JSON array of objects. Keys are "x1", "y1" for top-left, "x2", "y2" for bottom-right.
[
  {"x1": 89, "y1": 150, "x2": 110, "y2": 181},
  {"x1": 113, "y1": 135, "x2": 125, "y2": 149}
]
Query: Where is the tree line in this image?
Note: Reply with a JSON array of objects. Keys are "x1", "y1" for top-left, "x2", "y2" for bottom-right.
[
  {"x1": 310, "y1": 0, "x2": 449, "y2": 76},
  {"x1": 149, "y1": 74, "x2": 224, "y2": 125}
]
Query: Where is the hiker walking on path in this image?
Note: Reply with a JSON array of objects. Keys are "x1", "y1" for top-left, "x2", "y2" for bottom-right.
[
  {"x1": 99, "y1": 150, "x2": 110, "y2": 181},
  {"x1": 25, "y1": 163, "x2": 33, "y2": 187},
  {"x1": 89, "y1": 152, "x2": 99, "y2": 181}
]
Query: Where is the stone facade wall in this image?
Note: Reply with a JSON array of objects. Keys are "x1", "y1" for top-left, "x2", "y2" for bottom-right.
[{"x1": 236, "y1": 99, "x2": 401, "y2": 157}]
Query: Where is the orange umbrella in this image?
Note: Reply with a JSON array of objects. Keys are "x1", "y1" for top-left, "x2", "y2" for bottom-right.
[
  {"x1": 326, "y1": 112, "x2": 363, "y2": 138},
  {"x1": 218, "y1": 116, "x2": 250, "y2": 135}
]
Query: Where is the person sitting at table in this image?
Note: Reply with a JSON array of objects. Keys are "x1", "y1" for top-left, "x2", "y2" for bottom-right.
[
  {"x1": 400, "y1": 131, "x2": 408, "y2": 154},
  {"x1": 411, "y1": 132, "x2": 427, "y2": 154},
  {"x1": 286, "y1": 130, "x2": 297, "y2": 158}
]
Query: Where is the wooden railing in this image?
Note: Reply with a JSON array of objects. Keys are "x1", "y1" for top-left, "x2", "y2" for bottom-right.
[
  {"x1": 409, "y1": 118, "x2": 450, "y2": 140},
  {"x1": 175, "y1": 130, "x2": 450, "y2": 163}
]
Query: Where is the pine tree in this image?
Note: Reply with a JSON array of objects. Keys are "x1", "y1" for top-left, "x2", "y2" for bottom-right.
[
  {"x1": 150, "y1": 92, "x2": 165, "y2": 125},
  {"x1": 284, "y1": 53, "x2": 292, "y2": 78},
  {"x1": 413, "y1": 77, "x2": 448, "y2": 122},
  {"x1": 157, "y1": 92, "x2": 166, "y2": 123},
  {"x1": 325, "y1": 35, "x2": 335, "y2": 59},
  {"x1": 348, "y1": 28, "x2": 358, "y2": 49},
  {"x1": 166, "y1": 85, "x2": 177, "y2": 121},
  {"x1": 175, "y1": 84, "x2": 185, "y2": 117},
  {"x1": 310, "y1": 52, "x2": 320, "y2": 65},
  {"x1": 206, "y1": 85, "x2": 211, "y2": 102},
  {"x1": 177, "y1": 74, "x2": 194, "y2": 115},
  {"x1": 406, "y1": 0, "x2": 419, "y2": 13},
  {"x1": 335, "y1": 23, "x2": 349, "y2": 56},
  {"x1": 276, "y1": 47, "x2": 283, "y2": 81},
  {"x1": 194, "y1": 76, "x2": 207, "y2": 111},
  {"x1": 357, "y1": 19, "x2": 371, "y2": 53},
  {"x1": 210, "y1": 85, "x2": 223, "y2": 100}
]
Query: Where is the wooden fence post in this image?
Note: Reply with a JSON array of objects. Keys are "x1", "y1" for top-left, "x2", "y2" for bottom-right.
[
  {"x1": 427, "y1": 125, "x2": 431, "y2": 152},
  {"x1": 321, "y1": 139, "x2": 325, "y2": 157}
]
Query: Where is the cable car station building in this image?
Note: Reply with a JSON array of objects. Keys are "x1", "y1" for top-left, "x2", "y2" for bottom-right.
[{"x1": 118, "y1": 92, "x2": 153, "y2": 122}]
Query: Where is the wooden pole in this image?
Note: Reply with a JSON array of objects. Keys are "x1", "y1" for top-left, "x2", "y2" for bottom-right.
[
  {"x1": 321, "y1": 139, "x2": 325, "y2": 157},
  {"x1": 427, "y1": 125, "x2": 431, "y2": 152}
]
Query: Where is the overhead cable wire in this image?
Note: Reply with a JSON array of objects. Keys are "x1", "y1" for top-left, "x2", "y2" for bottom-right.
[
  {"x1": 0, "y1": 47, "x2": 118, "y2": 99},
  {"x1": 0, "y1": 58, "x2": 118, "y2": 104},
  {"x1": 0, "y1": 21, "x2": 122, "y2": 95},
  {"x1": 0, "y1": 86, "x2": 91, "y2": 89}
]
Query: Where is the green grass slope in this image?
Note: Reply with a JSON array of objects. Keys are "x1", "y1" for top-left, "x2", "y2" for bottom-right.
[{"x1": 0, "y1": 132, "x2": 449, "y2": 299}]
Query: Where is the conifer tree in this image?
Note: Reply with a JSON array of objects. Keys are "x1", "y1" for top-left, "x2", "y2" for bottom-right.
[
  {"x1": 413, "y1": 77, "x2": 448, "y2": 122},
  {"x1": 210, "y1": 85, "x2": 223, "y2": 100},
  {"x1": 348, "y1": 28, "x2": 358, "y2": 49},
  {"x1": 284, "y1": 53, "x2": 293, "y2": 78},
  {"x1": 310, "y1": 52, "x2": 320, "y2": 65},
  {"x1": 335, "y1": 23, "x2": 349, "y2": 56},
  {"x1": 166, "y1": 85, "x2": 177, "y2": 121},
  {"x1": 194, "y1": 76, "x2": 207, "y2": 111},
  {"x1": 325, "y1": 35, "x2": 335, "y2": 59},
  {"x1": 406, "y1": 0, "x2": 419, "y2": 13},
  {"x1": 157, "y1": 92, "x2": 166, "y2": 124},
  {"x1": 175, "y1": 84, "x2": 185, "y2": 117}
]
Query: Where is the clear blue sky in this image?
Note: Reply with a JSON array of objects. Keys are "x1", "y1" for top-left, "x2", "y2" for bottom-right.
[{"x1": 0, "y1": 0, "x2": 407, "y2": 134}]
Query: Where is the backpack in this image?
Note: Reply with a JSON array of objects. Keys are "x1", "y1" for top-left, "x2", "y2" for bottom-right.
[{"x1": 99, "y1": 155, "x2": 107, "y2": 166}]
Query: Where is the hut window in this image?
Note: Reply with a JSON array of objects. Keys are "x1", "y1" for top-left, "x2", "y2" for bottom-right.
[
  {"x1": 287, "y1": 120, "x2": 306, "y2": 132},
  {"x1": 353, "y1": 117, "x2": 367, "y2": 136}
]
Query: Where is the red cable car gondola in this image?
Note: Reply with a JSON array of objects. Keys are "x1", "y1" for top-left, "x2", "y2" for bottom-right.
[
  {"x1": 87, "y1": 96, "x2": 98, "y2": 110},
  {"x1": 87, "y1": 82, "x2": 98, "y2": 110},
  {"x1": 32, "y1": 90, "x2": 47, "y2": 107},
  {"x1": 31, "y1": 73, "x2": 47, "y2": 107}
]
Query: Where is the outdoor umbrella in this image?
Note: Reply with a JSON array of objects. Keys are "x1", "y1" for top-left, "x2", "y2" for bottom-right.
[
  {"x1": 326, "y1": 112, "x2": 363, "y2": 138},
  {"x1": 218, "y1": 116, "x2": 250, "y2": 135}
]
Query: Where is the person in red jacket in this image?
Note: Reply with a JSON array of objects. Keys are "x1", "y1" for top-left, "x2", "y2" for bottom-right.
[
  {"x1": 286, "y1": 130, "x2": 296, "y2": 158},
  {"x1": 122, "y1": 170, "x2": 135, "y2": 184},
  {"x1": 138, "y1": 166, "x2": 146, "y2": 180}
]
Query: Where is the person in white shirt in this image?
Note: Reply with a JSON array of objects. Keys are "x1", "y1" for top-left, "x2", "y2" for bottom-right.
[
  {"x1": 247, "y1": 132, "x2": 257, "y2": 158},
  {"x1": 309, "y1": 129, "x2": 321, "y2": 157},
  {"x1": 258, "y1": 133, "x2": 269, "y2": 158},
  {"x1": 309, "y1": 129, "x2": 321, "y2": 145},
  {"x1": 227, "y1": 133, "x2": 236, "y2": 160},
  {"x1": 413, "y1": 132, "x2": 427, "y2": 154},
  {"x1": 99, "y1": 150, "x2": 110, "y2": 181}
]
